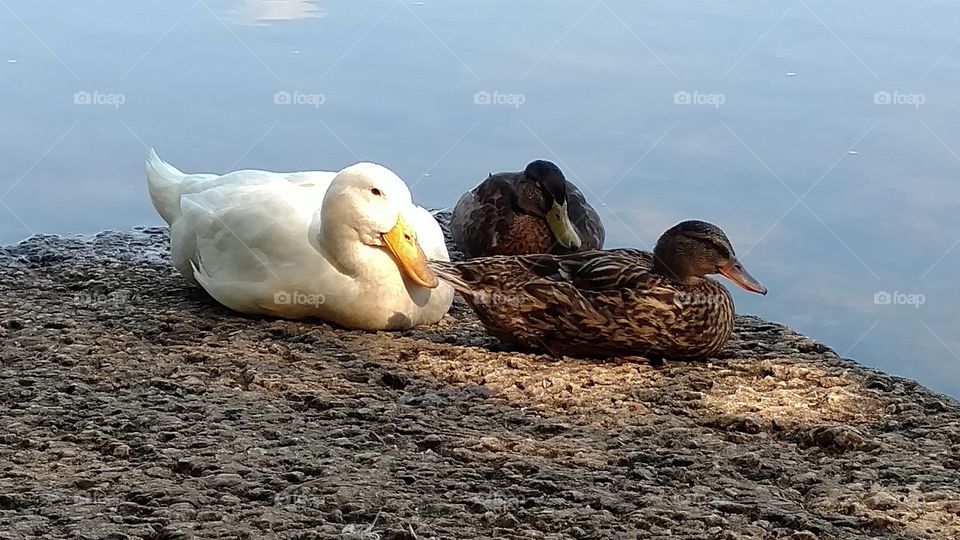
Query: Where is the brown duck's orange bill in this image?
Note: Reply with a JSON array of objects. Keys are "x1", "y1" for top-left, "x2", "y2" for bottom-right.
[
  {"x1": 720, "y1": 260, "x2": 767, "y2": 295},
  {"x1": 382, "y1": 215, "x2": 440, "y2": 289}
]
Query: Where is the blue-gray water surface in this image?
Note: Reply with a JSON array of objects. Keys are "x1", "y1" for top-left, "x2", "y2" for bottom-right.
[{"x1": 2, "y1": 1, "x2": 959, "y2": 395}]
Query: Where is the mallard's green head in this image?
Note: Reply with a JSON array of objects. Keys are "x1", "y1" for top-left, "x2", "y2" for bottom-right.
[
  {"x1": 652, "y1": 220, "x2": 766, "y2": 295},
  {"x1": 517, "y1": 160, "x2": 581, "y2": 250}
]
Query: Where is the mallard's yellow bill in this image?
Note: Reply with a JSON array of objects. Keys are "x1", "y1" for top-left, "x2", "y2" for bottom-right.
[
  {"x1": 546, "y1": 201, "x2": 582, "y2": 250},
  {"x1": 382, "y1": 215, "x2": 440, "y2": 289}
]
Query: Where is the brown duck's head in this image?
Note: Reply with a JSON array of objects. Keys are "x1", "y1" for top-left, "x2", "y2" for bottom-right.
[
  {"x1": 652, "y1": 220, "x2": 767, "y2": 295},
  {"x1": 515, "y1": 160, "x2": 582, "y2": 250}
]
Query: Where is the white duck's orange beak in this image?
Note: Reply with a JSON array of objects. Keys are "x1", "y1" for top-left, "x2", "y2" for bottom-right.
[{"x1": 382, "y1": 214, "x2": 439, "y2": 289}]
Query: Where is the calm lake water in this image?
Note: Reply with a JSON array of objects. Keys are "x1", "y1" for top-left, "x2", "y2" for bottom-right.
[{"x1": 2, "y1": 1, "x2": 959, "y2": 395}]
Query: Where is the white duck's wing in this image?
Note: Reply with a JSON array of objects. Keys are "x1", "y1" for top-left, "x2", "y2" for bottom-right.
[
  {"x1": 147, "y1": 149, "x2": 337, "y2": 224},
  {"x1": 283, "y1": 171, "x2": 337, "y2": 188},
  {"x1": 189, "y1": 184, "x2": 332, "y2": 313},
  {"x1": 171, "y1": 175, "x2": 335, "y2": 314}
]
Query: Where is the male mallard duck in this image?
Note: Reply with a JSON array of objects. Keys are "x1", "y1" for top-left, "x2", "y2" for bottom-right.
[
  {"x1": 146, "y1": 150, "x2": 453, "y2": 330},
  {"x1": 449, "y1": 160, "x2": 605, "y2": 257},
  {"x1": 428, "y1": 220, "x2": 766, "y2": 359}
]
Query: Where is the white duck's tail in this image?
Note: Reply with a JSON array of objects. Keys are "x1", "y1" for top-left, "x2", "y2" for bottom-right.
[{"x1": 146, "y1": 148, "x2": 187, "y2": 225}]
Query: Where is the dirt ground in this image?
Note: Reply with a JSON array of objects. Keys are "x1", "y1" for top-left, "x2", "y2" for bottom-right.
[{"x1": 1, "y1": 225, "x2": 959, "y2": 540}]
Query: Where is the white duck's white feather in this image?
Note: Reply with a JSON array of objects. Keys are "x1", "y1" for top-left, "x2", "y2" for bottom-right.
[{"x1": 146, "y1": 149, "x2": 453, "y2": 329}]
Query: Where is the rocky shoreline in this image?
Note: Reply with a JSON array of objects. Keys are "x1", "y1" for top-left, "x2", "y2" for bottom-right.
[{"x1": 1, "y1": 226, "x2": 959, "y2": 539}]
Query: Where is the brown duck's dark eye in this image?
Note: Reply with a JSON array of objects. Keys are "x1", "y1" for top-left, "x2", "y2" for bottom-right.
[{"x1": 371, "y1": 188, "x2": 383, "y2": 197}]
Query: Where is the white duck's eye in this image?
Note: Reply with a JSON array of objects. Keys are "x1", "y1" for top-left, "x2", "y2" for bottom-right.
[{"x1": 371, "y1": 188, "x2": 383, "y2": 197}]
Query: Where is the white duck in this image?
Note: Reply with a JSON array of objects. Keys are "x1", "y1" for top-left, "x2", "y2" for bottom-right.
[{"x1": 146, "y1": 150, "x2": 454, "y2": 330}]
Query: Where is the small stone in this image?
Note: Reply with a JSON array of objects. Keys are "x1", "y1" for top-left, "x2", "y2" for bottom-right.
[
  {"x1": 169, "y1": 502, "x2": 196, "y2": 516},
  {"x1": 493, "y1": 512, "x2": 520, "y2": 528},
  {"x1": 791, "y1": 472, "x2": 818, "y2": 485},
  {"x1": 728, "y1": 413, "x2": 763, "y2": 434},
  {"x1": 788, "y1": 532, "x2": 818, "y2": 540},
  {"x1": 630, "y1": 465, "x2": 655, "y2": 481},
  {"x1": 203, "y1": 473, "x2": 243, "y2": 489},
  {"x1": 145, "y1": 467, "x2": 172, "y2": 479},
  {"x1": 926, "y1": 400, "x2": 947, "y2": 412},
  {"x1": 418, "y1": 434, "x2": 443, "y2": 450},
  {"x1": 113, "y1": 444, "x2": 131, "y2": 458},
  {"x1": 478, "y1": 436, "x2": 503, "y2": 451},
  {"x1": 865, "y1": 491, "x2": 900, "y2": 510},
  {"x1": 74, "y1": 479, "x2": 98, "y2": 489},
  {"x1": 381, "y1": 371, "x2": 408, "y2": 390},
  {"x1": 197, "y1": 510, "x2": 222, "y2": 522},
  {"x1": 806, "y1": 425, "x2": 872, "y2": 452}
]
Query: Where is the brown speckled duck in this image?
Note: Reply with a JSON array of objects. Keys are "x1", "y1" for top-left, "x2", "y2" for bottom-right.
[
  {"x1": 428, "y1": 220, "x2": 766, "y2": 360},
  {"x1": 449, "y1": 160, "x2": 605, "y2": 258}
]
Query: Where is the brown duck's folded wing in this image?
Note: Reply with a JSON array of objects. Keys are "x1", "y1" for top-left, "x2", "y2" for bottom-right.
[
  {"x1": 449, "y1": 173, "x2": 520, "y2": 258},
  {"x1": 434, "y1": 255, "x2": 534, "y2": 290},
  {"x1": 518, "y1": 250, "x2": 686, "y2": 353},
  {"x1": 521, "y1": 249, "x2": 660, "y2": 291},
  {"x1": 565, "y1": 181, "x2": 606, "y2": 250}
]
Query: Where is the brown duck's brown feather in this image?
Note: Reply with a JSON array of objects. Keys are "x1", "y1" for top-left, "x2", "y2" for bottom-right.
[
  {"x1": 449, "y1": 172, "x2": 604, "y2": 258},
  {"x1": 497, "y1": 215, "x2": 553, "y2": 255},
  {"x1": 428, "y1": 249, "x2": 735, "y2": 360}
]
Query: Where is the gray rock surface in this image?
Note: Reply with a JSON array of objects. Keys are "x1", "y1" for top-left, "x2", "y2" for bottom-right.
[{"x1": 1, "y1": 226, "x2": 959, "y2": 539}]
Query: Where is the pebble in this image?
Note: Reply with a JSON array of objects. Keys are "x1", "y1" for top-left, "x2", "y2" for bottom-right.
[
  {"x1": 728, "y1": 413, "x2": 763, "y2": 434},
  {"x1": 864, "y1": 491, "x2": 901, "y2": 510},
  {"x1": 203, "y1": 473, "x2": 244, "y2": 489},
  {"x1": 196, "y1": 510, "x2": 222, "y2": 522},
  {"x1": 418, "y1": 434, "x2": 443, "y2": 450}
]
